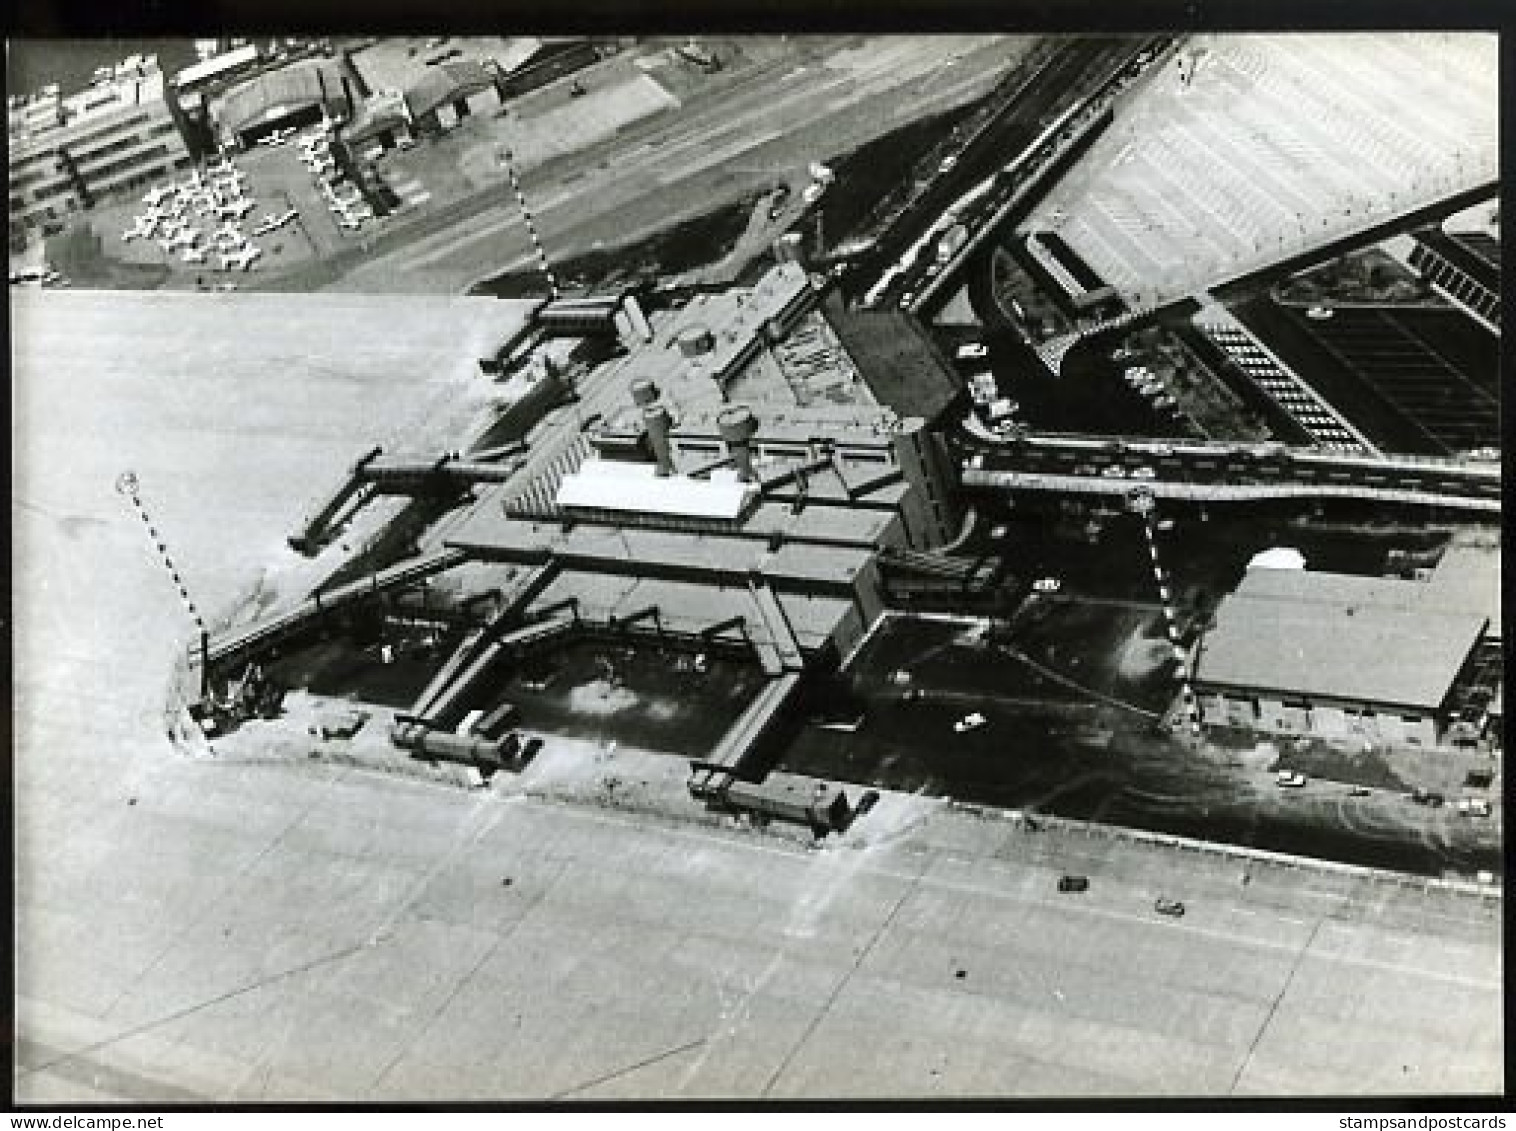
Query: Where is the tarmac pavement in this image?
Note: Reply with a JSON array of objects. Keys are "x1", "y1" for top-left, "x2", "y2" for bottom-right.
[{"x1": 13, "y1": 289, "x2": 1503, "y2": 1102}]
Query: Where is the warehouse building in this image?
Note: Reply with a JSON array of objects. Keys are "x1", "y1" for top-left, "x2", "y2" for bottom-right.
[
  {"x1": 1193, "y1": 545, "x2": 1500, "y2": 747},
  {"x1": 213, "y1": 59, "x2": 350, "y2": 149},
  {"x1": 403, "y1": 59, "x2": 504, "y2": 136}
]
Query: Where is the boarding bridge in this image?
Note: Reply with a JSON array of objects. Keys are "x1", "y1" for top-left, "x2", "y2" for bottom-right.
[{"x1": 201, "y1": 547, "x2": 471, "y2": 671}]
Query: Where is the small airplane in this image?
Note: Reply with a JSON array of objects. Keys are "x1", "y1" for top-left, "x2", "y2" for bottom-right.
[
  {"x1": 251, "y1": 209, "x2": 298, "y2": 236},
  {"x1": 218, "y1": 198, "x2": 255, "y2": 220},
  {"x1": 156, "y1": 237, "x2": 176, "y2": 253},
  {"x1": 122, "y1": 215, "x2": 157, "y2": 241},
  {"x1": 221, "y1": 244, "x2": 262, "y2": 271},
  {"x1": 142, "y1": 185, "x2": 173, "y2": 207},
  {"x1": 168, "y1": 227, "x2": 200, "y2": 250},
  {"x1": 180, "y1": 246, "x2": 208, "y2": 264}
]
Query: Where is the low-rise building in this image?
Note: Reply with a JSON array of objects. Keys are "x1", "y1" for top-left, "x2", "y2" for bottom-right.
[
  {"x1": 212, "y1": 58, "x2": 350, "y2": 149},
  {"x1": 8, "y1": 57, "x2": 192, "y2": 249},
  {"x1": 403, "y1": 59, "x2": 503, "y2": 135},
  {"x1": 1193, "y1": 544, "x2": 1501, "y2": 747}
]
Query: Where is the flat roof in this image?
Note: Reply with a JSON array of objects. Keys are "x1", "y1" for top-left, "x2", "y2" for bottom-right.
[
  {"x1": 1227, "y1": 567, "x2": 1423, "y2": 610},
  {"x1": 1195, "y1": 570, "x2": 1488, "y2": 710},
  {"x1": 820, "y1": 292, "x2": 963, "y2": 421},
  {"x1": 556, "y1": 460, "x2": 755, "y2": 521},
  {"x1": 525, "y1": 571, "x2": 855, "y2": 653},
  {"x1": 1425, "y1": 540, "x2": 1500, "y2": 634},
  {"x1": 447, "y1": 501, "x2": 876, "y2": 594},
  {"x1": 176, "y1": 44, "x2": 260, "y2": 89},
  {"x1": 742, "y1": 499, "x2": 897, "y2": 548}
]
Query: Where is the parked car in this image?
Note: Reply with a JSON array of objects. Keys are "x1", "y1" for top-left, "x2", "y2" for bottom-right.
[
  {"x1": 1058, "y1": 874, "x2": 1089, "y2": 893},
  {"x1": 953, "y1": 711, "x2": 987, "y2": 734},
  {"x1": 1153, "y1": 897, "x2": 1186, "y2": 917},
  {"x1": 1275, "y1": 771, "x2": 1307, "y2": 788}
]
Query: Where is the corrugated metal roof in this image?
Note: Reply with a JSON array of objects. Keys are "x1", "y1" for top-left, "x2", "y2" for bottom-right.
[
  {"x1": 218, "y1": 60, "x2": 344, "y2": 135},
  {"x1": 555, "y1": 460, "x2": 755, "y2": 520},
  {"x1": 404, "y1": 59, "x2": 497, "y2": 121},
  {"x1": 1194, "y1": 570, "x2": 1487, "y2": 709}
]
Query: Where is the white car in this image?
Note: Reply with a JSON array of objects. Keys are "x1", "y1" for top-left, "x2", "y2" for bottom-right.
[
  {"x1": 1032, "y1": 577, "x2": 1061, "y2": 594},
  {"x1": 1275, "y1": 771, "x2": 1307, "y2": 788},
  {"x1": 956, "y1": 342, "x2": 989, "y2": 360},
  {"x1": 953, "y1": 712, "x2": 988, "y2": 734}
]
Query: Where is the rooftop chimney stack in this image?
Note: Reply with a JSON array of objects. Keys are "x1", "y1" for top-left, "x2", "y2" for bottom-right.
[
  {"x1": 717, "y1": 405, "x2": 760, "y2": 483},
  {"x1": 643, "y1": 404, "x2": 675, "y2": 477}
]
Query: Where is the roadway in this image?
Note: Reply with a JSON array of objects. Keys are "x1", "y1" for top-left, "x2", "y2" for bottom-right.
[
  {"x1": 863, "y1": 38, "x2": 1167, "y2": 314},
  {"x1": 325, "y1": 37, "x2": 1025, "y2": 295},
  {"x1": 960, "y1": 468, "x2": 1501, "y2": 514},
  {"x1": 955, "y1": 429, "x2": 1502, "y2": 511}
]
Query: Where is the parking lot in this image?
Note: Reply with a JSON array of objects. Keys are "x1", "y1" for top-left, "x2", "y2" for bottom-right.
[
  {"x1": 1283, "y1": 306, "x2": 1500, "y2": 455},
  {"x1": 1231, "y1": 295, "x2": 1500, "y2": 456}
]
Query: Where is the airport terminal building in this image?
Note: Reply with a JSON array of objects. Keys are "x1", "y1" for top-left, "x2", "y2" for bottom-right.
[{"x1": 8, "y1": 57, "x2": 193, "y2": 248}]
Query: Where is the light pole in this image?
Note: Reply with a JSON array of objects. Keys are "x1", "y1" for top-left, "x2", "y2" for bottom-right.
[{"x1": 496, "y1": 143, "x2": 559, "y2": 300}]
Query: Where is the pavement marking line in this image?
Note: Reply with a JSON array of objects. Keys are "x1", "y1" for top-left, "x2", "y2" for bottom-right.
[
  {"x1": 552, "y1": 1037, "x2": 710, "y2": 1099},
  {"x1": 363, "y1": 859, "x2": 569, "y2": 1096},
  {"x1": 1228, "y1": 916, "x2": 1323, "y2": 1094},
  {"x1": 759, "y1": 864, "x2": 922, "y2": 1098},
  {"x1": 17, "y1": 940, "x2": 376, "y2": 1084},
  {"x1": 16, "y1": 1036, "x2": 214, "y2": 1104}
]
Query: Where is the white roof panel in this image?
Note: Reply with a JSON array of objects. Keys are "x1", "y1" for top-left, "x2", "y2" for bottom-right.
[{"x1": 555, "y1": 461, "x2": 754, "y2": 520}]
